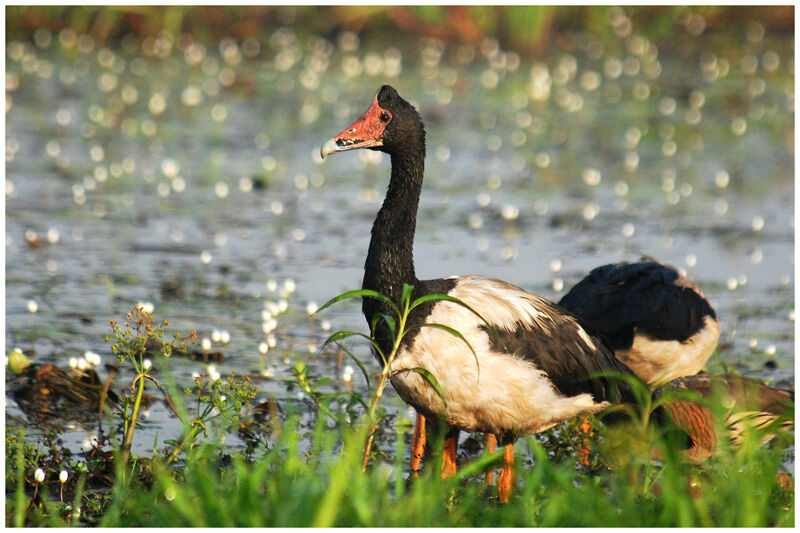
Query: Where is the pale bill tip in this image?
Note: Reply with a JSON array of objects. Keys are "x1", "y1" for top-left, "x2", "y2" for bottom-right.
[{"x1": 320, "y1": 139, "x2": 337, "y2": 159}]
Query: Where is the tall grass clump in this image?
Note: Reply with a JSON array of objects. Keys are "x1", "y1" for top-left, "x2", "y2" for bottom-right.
[
  {"x1": 6, "y1": 292, "x2": 794, "y2": 527},
  {"x1": 93, "y1": 404, "x2": 793, "y2": 527}
]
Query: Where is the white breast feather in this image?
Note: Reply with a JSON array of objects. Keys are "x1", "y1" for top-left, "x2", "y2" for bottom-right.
[{"x1": 388, "y1": 276, "x2": 608, "y2": 436}]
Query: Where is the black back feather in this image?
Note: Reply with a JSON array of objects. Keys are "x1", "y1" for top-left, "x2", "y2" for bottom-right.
[{"x1": 558, "y1": 261, "x2": 716, "y2": 351}]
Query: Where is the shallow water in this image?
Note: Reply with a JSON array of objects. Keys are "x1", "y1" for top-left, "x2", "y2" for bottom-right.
[{"x1": 5, "y1": 24, "x2": 794, "y2": 455}]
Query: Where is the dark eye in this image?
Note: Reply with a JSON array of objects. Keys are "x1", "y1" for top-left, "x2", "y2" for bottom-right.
[{"x1": 380, "y1": 112, "x2": 390, "y2": 123}]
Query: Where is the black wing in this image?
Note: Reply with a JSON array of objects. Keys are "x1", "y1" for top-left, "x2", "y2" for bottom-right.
[
  {"x1": 482, "y1": 297, "x2": 639, "y2": 405},
  {"x1": 558, "y1": 261, "x2": 716, "y2": 351}
]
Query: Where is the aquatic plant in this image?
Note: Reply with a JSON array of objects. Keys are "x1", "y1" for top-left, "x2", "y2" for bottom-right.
[
  {"x1": 316, "y1": 283, "x2": 485, "y2": 471},
  {"x1": 106, "y1": 305, "x2": 196, "y2": 465}
]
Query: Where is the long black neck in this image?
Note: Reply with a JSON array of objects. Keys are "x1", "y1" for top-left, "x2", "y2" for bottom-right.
[{"x1": 362, "y1": 144, "x2": 425, "y2": 330}]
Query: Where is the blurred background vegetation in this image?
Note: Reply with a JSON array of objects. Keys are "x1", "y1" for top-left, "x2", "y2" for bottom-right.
[{"x1": 6, "y1": 5, "x2": 794, "y2": 54}]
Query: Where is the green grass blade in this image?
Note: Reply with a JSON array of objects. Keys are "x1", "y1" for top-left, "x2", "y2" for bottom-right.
[
  {"x1": 337, "y1": 343, "x2": 373, "y2": 397},
  {"x1": 322, "y1": 330, "x2": 384, "y2": 364},
  {"x1": 402, "y1": 366, "x2": 447, "y2": 408},
  {"x1": 401, "y1": 283, "x2": 415, "y2": 309},
  {"x1": 409, "y1": 292, "x2": 502, "y2": 348},
  {"x1": 317, "y1": 288, "x2": 399, "y2": 316},
  {"x1": 14, "y1": 432, "x2": 25, "y2": 527}
]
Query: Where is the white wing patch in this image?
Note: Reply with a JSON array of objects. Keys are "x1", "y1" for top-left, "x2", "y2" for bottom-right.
[
  {"x1": 575, "y1": 325, "x2": 597, "y2": 351},
  {"x1": 449, "y1": 276, "x2": 554, "y2": 333},
  {"x1": 387, "y1": 275, "x2": 609, "y2": 436}
]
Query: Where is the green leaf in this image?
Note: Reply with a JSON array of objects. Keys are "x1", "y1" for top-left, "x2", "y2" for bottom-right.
[
  {"x1": 403, "y1": 367, "x2": 447, "y2": 409},
  {"x1": 409, "y1": 293, "x2": 482, "y2": 321},
  {"x1": 322, "y1": 330, "x2": 384, "y2": 361},
  {"x1": 317, "y1": 288, "x2": 399, "y2": 317},
  {"x1": 409, "y1": 292, "x2": 503, "y2": 347},
  {"x1": 401, "y1": 283, "x2": 415, "y2": 310},
  {"x1": 450, "y1": 444, "x2": 506, "y2": 483},
  {"x1": 377, "y1": 313, "x2": 397, "y2": 337},
  {"x1": 403, "y1": 322, "x2": 481, "y2": 379},
  {"x1": 338, "y1": 344, "x2": 373, "y2": 397}
]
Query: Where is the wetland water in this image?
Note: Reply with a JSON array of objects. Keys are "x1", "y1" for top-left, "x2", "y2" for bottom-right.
[{"x1": 6, "y1": 23, "x2": 794, "y2": 457}]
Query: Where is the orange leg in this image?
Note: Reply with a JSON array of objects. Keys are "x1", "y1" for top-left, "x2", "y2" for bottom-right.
[
  {"x1": 496, "y1": 443, "x2": 515, "y2": 503},
  {"x1": 410, "y1": 412, "x2": 427, "y2": 475},
  {"x1": 441, "y1": 431, "x2": 458, "y2": 479},
  {"x1": 483, "y1": 433, "x2": 497, "y2": 485},
  {"x1": 577, "y1": 416, "x2": 593, "y2": 466}
]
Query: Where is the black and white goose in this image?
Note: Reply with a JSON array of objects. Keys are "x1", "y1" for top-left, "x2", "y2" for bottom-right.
[
  {"x1": 321, "y1": 85, "x2": 639, "y2": 501},
  {"x1": 558, "y1": 260, "x2": 720, "y2": 388},
  {"x1": 416, "y1": 260, "x2": 722, "y2": 479}
]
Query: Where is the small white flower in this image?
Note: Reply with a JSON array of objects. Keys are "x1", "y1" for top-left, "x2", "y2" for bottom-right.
[
  {"x1": 261, "y1": 366, "x2": 275, "y2": 378},
  {"x1": 267, "y1": 334, "x2": 277, "y2": 348},
  {"x1": 266, "y1": 301, "x2": 280, "y2": 315},
  {"x1": 201, "y1": 337, "x2": 212, "y2": 351},
  {"x1": 77, "y1": 358, "x2": 88, "y2": 370},
  {"x1": 220, "y1": 330, "x2": 230, "y2": 344},
  {"x1": 261, "y1": 309, "x2": 272, "y2": 321},
  {"x1": 283, "y1": 279, "x2": 296, "y2": 294},
  {"x1": 262, "y1": 319, "x2": 277, "y2": 334},
  {"x1": 27, "y1": 300, "x2": 38, "y2": 314},
  {"x1": 306, "y1": 301, "x2": 318, "y2": 315},
  {"x1": 68, "y1": 357, "x2": 78, "y2": 369},
  {"x1": 258, "y1": 342, "x2": 269, "y2": 355},
  {"x1": 143, "y1": 359, "x2": 152, "y2": 370},
  {"x1": 765, "y1": 344, "x2": 777, "y2": 356},
  {"x1": 266, "y1": 279, "x2": 278, "y2": 293},
  {"x1": 191, "y1": 372, "x2": 200, "y2": 380},
  {"x1": 321, "y1": 319, "x2": 331, "y2": 332},
  {"x1": 212, "y1": 329, "x2": 222, "y2": 343},
  {"x1": 137, "y1": 301, "x2": 155, "y2": 314},
  {"x1": 35, "y1": 468, "x2": 45, "y2": 483},
  {"x1": 278, "y1": 299, "x2": 288, "y2": 313},
  {"x1": 84, "y1": 351, "x2": 101, "y2": 366},
  {"x1": 59, "y1": 470, "x2": 68, "y2": 483},
  {"x1": 208, "y1": 365, "x2": 221, "y2": 381}
]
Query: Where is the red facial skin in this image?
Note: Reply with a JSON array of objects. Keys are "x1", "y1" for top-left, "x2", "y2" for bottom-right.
[{"x1": 321, "y1": 97, "x2": 392, "y2": 158}]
